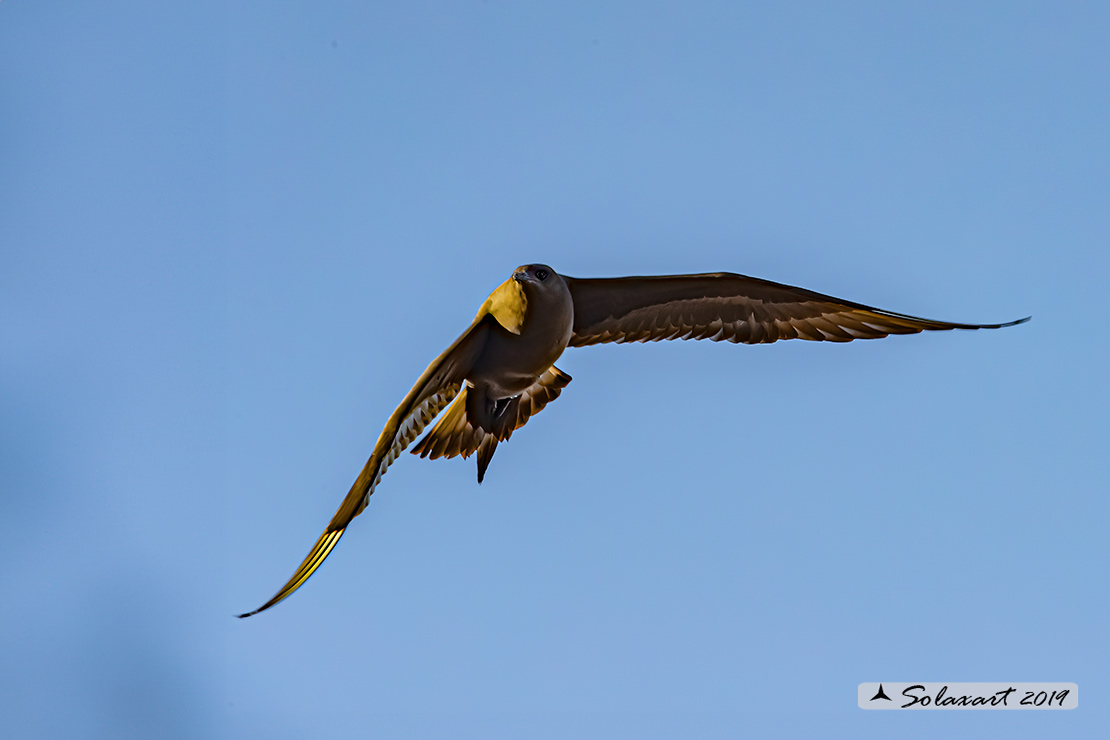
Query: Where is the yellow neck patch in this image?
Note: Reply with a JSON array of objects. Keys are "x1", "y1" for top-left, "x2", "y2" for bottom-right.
[{"x1": 481, "y1": 277, "x2": 528, "y2": 334}]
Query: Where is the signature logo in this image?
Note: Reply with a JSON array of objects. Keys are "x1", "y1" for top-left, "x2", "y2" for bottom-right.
[{"x1": 859, "y1": 682, "x2": 1077, "y2": 710}]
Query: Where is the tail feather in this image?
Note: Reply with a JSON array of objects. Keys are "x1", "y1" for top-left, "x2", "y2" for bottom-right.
[
  {"x1": 410, "y1": 366, "x2": 573, "y2": 481},
  {"x1": 476, "y1": 436, "x2": 498, "y2": 483}
]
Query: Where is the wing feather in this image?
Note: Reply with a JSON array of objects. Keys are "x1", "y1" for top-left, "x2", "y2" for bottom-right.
[
  {"x1": 237, "y1": 315, "x2": 492, "y2": 617},
  {"x1": 564, "y1": 273, "x2": 1028, "y2": 347}
]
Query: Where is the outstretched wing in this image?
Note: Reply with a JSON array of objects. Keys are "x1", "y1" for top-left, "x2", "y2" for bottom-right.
[
  {"x1": 237, "y1": 315, "x2": 494, "y2": 617},
  {"x1": 563, "y1": 272, "x2": 1028, "y2": 346}
]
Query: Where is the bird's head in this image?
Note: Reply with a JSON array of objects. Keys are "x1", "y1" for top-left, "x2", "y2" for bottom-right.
[
  {"x1": 483, "y1": 265, "x2": 557, "y2": 335},
  {"x1": 512, "y1": 264, "x2": 556, "y2": 285}
]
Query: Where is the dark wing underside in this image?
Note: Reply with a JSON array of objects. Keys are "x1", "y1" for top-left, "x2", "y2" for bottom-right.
[
  {"x1": 237, "y1": 315, "x2": 494, "y2": 617},
  {"x1": 563, "y1": 272, "x2": 1028, "y2": 347}
]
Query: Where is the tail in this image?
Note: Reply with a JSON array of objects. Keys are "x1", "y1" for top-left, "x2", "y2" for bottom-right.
[{"x1": 411, "y1": 366, "x2": 573, "y2": 482}]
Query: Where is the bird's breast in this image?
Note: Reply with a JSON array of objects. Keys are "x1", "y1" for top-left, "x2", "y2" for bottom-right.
[{"x1": 469, "y1": 283, "x2": 573, "y2": 397}]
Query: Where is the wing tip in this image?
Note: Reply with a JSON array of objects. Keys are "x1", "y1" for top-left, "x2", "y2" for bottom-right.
[
  {"x1": 235, "y1": 597, "x2": 280, "y2": 619},
  {"x1": 234, "y1": 592, "x2": 287, "y2": 619},
  {"x1": 969, "y1": 315, "x2": 1031, "y2": 330},
  {"x1": 235, "y1": 527, "x2": 348, "y2": 619}
]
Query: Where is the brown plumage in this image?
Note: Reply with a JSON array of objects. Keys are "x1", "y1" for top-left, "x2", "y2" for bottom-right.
[
  {"x1": 238, "y1": 265, "x2": 1028, "y2": 617},
  {"x1": 410, "y1": 365, "x2": 572, "y2": 482}
]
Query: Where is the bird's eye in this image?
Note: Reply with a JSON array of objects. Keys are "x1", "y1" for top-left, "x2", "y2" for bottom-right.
[{"x1": 535, "y1": 269, "x2": 549, "y2": 281}]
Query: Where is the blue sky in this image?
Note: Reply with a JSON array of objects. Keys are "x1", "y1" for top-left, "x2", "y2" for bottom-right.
[{"x1": 2, "y1": 2, "x2": 1107, "y2": 738}]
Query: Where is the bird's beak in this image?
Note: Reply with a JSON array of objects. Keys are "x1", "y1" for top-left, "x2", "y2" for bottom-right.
[{"x1": 512, "y1": 270, "x2": 529, "y2": 283}]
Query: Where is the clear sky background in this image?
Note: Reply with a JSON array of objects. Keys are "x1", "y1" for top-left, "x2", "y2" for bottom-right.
[{"x1": 2, "y1": 2, "x2": 1107, "y2": 738}]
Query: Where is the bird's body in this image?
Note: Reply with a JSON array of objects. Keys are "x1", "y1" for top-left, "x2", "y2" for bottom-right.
[
  {"x1": 469, "y1": 267, "x2": 574, "y2": 399},
  {"x1": 238, "y1": 264, "x2": 1028, "y2": 617}
]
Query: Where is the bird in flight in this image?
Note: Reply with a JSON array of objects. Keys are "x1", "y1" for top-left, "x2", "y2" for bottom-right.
[{"x1": 238, "y1": 265, "x2": 1028, "y2": 617}]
